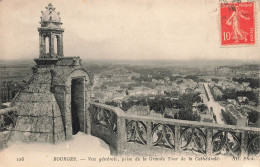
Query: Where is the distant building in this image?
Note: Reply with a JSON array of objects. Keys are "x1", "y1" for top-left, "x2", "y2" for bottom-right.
[
  {"x1": 157, "y1": 89, "x2": 165, "y2": 95},
  {"x1": 164, "y1": 77, "x2": 170, "y2": 81},
  {"x1": 0, "y1": 81, "x2": 21, "y2": 103},
  {"x1": 150, "y1": 110, "x2": 163, "y2": 118},
  {"x1": 152, "y1": 79, "x2": 159, "y2": 83},
  {"x1": 200, "y1": 114, "x2": 214, "y2": 123},
  {"x1": 239, "y1": 106, "x2": 259, "y2": 126},
  {"x1": 237, "y1": 96, "x2": 249, "y2": 104},
  {"x1": 227, "y1": 99, "x2": 237, "y2": 106},
  {"x1": 126, "y1": 105, "x2": 150, "y2": 116},
  {"x1": 164, "y1": 108, "x2": 180, "y2": 118},
  {"x1": 223, "y1": 105, "x2": 248, "y2": 127},
  {"x1": 128, "y1": 86, "x2": 157, "y2": 96},
  {"x1": 185, "y1": 88, "x2": 193, "y2": 94},
  {"x1": 194, "y1": 88, "x2": 202, "y2": 93},
  {"x1": 242, "y1": 82, "x2": 250, "y2": 87},
  {"x1": 126, "y1": 105, "x2": 164, "y2": 118},
  {"x1": 159, "y1": 80, "x2": 165, "y2": 84},
  {"x1": 212, "y1": 86, "x2": 223, "y2": 98}
]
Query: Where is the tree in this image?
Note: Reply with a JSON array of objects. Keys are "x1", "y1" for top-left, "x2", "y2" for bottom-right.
[
  {"x1": 212, "y1": 78, "x2": 219, "y2": 83},
  {"x1": 197, "y1": 104, "x2": 208, "y2": 112},
  {"x1": 233, "y1": 77, "x2": 259, "y2": 89},
  {"x1": 177, "y1": 109, "x2": 200, "y2": 121},
  {"x1": 222, "y1": 89, "x2": 237, "y2": 100},
  {"x1": 179, "y1": 93, "x2": 202, "y2": 109},
  {"x1": 128, "y1": 86, "x2": 134, "y2": 90},
  {"x1": 248, "y1": 110, "x2": 259, "y2": 124},
  {"x1": 105, "y1": 101, "x2": 118, "y2": 107},
  {"x1": 100, "y1": 84, "x2": 107, "y2": 90}
]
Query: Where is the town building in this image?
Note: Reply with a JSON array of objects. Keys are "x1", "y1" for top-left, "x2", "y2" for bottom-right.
[
  {"x1": 222, "y1": 104, "x2": 248, "y2": 127},
  {"x1": 126, "y1": 105, "x2": 150, "y2": 116}
]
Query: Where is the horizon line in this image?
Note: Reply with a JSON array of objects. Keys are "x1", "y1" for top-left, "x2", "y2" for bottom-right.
[{"x1": 0, "y1": 58, "x2": 260, "y2": 62}]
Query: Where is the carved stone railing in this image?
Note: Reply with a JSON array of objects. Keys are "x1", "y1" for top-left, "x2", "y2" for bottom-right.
[
  {"x1": 0, "y1": 107, "x2": 17, "y2": 150},
  {"x1": 89, "y1": 102, "x2": 260, "y2": 157},
  {"x1": 89, "y1": 103, "x2": 126, "y2": 154}
]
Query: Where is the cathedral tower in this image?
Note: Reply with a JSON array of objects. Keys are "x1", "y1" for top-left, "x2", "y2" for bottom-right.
[{"x1": 10, "y1": 4, "x2": 91, "y2": 143}]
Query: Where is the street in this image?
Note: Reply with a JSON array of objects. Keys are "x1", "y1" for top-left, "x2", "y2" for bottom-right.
[{"x1": 203, "y1": 83, "x2": 226, "y2": 125}]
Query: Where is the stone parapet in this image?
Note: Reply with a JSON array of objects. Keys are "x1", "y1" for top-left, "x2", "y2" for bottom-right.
[
  {"x1": 55, "y1": 57, "x2": 81, "y2": 66},
  {"x1": 89, "y1": 102, "x2": 260, "y2": 157}
]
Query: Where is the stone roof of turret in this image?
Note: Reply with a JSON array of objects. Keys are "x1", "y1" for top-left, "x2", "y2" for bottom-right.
[{"x1": 40, "y1": 3, "x2": 62, "y2": 28}]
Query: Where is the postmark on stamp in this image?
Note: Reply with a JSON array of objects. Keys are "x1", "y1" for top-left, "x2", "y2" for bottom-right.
[{"x1": 220, "y1": 0, "x2": 255, "y2": 46}]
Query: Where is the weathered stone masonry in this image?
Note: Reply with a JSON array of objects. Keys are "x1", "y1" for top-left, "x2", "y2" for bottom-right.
[{"x1": 9, "y1": 3, "x2": 90, "y2": 143}]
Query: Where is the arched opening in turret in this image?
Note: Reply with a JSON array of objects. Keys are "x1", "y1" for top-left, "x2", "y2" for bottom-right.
[
  {"x1": 63, "y1": 69, "x2": 90, "y2": 139},
  {"x1": 45, "y1": 36, "x2": 50, "y2": 54},
  {"x1": 71, "y1": 78, "x2": 85, "y2": 135},
  {"x1": 54, "y1": 36, "x2": 58, "y2": 54},
  {"x1": 57, "y1": 36, "x2": 61, "y2": 56},
  {"x1": 54, "y1": 35, "x2": 61, "y2": 56}
]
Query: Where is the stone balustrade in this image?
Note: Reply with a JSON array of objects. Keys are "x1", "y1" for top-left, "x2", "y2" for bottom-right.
[
  {"x1": 1, "y1": 102, "x2": 259, "y2": 158},
  {"x1": 89, "y1": 102, "x2": 125, "y2": 154},
  {"x1": 89, "y1": 102, "x2": 260, "y2": 157}
]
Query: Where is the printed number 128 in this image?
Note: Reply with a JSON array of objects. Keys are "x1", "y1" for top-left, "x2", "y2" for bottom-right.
[{"x1": 17, "y1": 157, "x2": 24, "y2": 161}]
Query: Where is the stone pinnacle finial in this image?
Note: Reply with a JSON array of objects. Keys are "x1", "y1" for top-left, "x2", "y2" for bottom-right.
[
  {"x1": 48, "y1": 3, "x2": 53, "y2": 9},
  {"x1": 40, "y1": 3, "x2": 62, "y2": 27}
]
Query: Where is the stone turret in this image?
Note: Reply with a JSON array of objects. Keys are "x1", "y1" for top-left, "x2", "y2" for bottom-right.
[
  {"x1": 10, "y1": 4, "x2": 91, "y2": 143},
  {"x1": 37, "y1": 3, "x2": 64, "y2": 62}
]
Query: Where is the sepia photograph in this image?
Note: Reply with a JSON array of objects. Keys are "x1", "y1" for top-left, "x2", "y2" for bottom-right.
[{"x1": 0, "y1": 0, "x2": 259, "y2": 167}]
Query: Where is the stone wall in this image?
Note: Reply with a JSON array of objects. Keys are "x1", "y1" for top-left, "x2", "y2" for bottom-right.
[
  {"x1": 9, "y1": 57, "x2": 90, "y2": 143},
  {"x1": 9, "y1": 65, "x2": 65, "y2": 143}
]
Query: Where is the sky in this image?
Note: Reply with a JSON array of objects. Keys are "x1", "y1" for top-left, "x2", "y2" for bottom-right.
[{"x1": 0, "y1": 0, "x2": 259, "y2": 60}]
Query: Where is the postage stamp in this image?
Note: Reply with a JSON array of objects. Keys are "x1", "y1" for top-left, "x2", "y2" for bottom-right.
[{"x1": 220, "y1": 1, "x2": 255, "y2": 46}]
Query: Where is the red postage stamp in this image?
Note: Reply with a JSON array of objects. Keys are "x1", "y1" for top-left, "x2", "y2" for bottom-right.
[{"x1": 220, "y1": 1, "x2": 255, "y2": 46}]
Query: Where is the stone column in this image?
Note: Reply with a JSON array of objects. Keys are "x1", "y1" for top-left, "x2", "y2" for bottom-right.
[
  {"x1": 241, "y1": 132, "x2": 248, "y2": 156},
  {"x1": 50, "y1": 33, "x2": 54, "y2": 57},
  {"x1": 206, "y1": 127, "x2": 213, "y2": 156},
  {"x1": 39, "y1": 34, "x2": 45, "y2": 57},
  {"x1": 85, "y1": 85, "x2": 91, "y2": 134},
  {"x1": 57, "y1": 35, "x2": 60, "y2": 56},
  {"x1": 60, "y1": 34, "x2": 64, "y2": 57},
  {"x1": 174, "y1": 125, "x2": 181, "y2": 153},
  {"x1": 146, "y1": 121, "x2": 152, "y2": 148},
  {"x1": 117, "y1": 116, "x2": 126, "y2": 155}
]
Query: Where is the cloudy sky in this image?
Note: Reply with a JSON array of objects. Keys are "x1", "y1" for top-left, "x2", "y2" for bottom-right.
[{"x1": 0, "y1": 0, "x2": 259, "y2": 60}]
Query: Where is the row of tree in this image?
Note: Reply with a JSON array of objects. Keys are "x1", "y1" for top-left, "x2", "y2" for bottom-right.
[
  {"x1": 105, "y1": 93, "x2": 203, "y2": 121},
  {"x1": 221, "y1": 89, "x2": 258, "y2": 105},
  {"x1": 232, "y1": 77, "x2": 259, "y2": 89}
]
